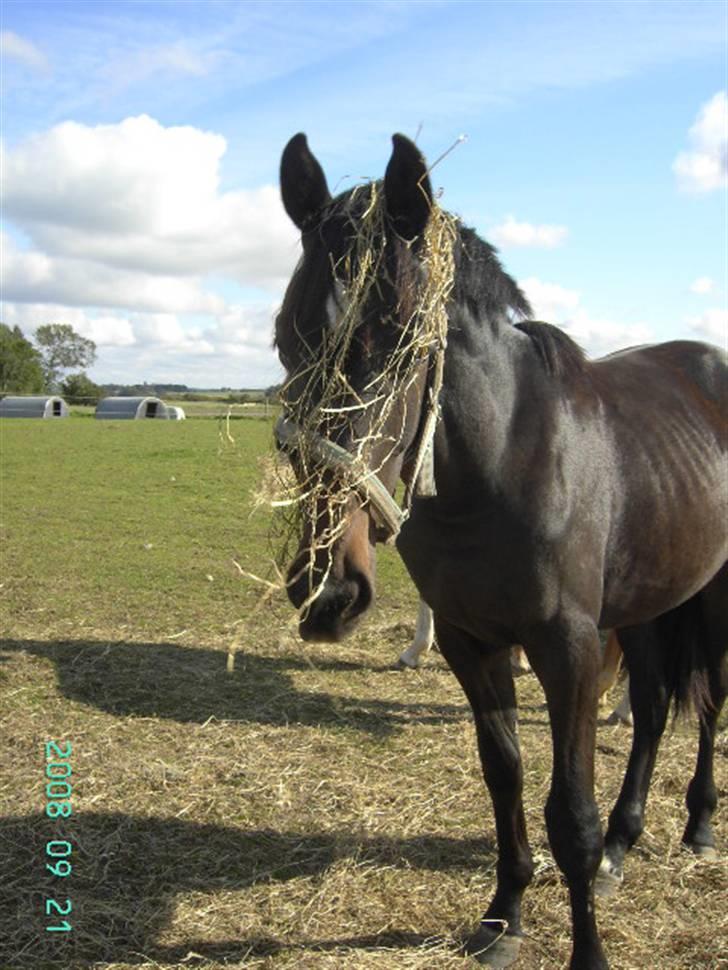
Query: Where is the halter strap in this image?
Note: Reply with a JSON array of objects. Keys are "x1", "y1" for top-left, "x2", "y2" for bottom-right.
[{"x1": 403, "y1": 337, "x2": 446, "y2": 505}]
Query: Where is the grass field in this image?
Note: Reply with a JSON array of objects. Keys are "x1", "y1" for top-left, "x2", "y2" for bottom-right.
[{"x1": 0, "y1": 418, "x2": 725, "y2": 970}]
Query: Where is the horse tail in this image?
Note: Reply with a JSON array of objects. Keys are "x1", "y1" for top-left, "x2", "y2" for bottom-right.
[{"x1": 655, "y1": 594, "x2": 713, "y2": 724}]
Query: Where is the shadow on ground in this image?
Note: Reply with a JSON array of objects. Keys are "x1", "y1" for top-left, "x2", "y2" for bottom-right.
[
  {"x1": 0, "y1": 638, "x2": 468, "y2": 734},
  {"x1": 1, "y1": 811, "x2": 493, "y2": 967}
]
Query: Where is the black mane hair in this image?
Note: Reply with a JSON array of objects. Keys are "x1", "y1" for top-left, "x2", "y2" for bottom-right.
[
  {"x1": 447, "y1": 219, "x2": 589, "y2": 382},
  {"x1": 448, "y1": 221, "x2": 588, "y2": 379},
  {"x1": 451, "y1": 222, "x2": 532, "y2": 323}
]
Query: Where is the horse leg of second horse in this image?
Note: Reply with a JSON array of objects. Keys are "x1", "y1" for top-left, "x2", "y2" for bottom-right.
[
  {"x1": 398, "y1": 599, "x2": 434, "y2": 668},
  {"x1": 597, "y1": 629, "x2": 622, "y2": 702}
]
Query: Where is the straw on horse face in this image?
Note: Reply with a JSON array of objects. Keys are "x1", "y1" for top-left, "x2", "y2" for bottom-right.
[{"x1": 272, "y1": 179, "x2": 455, "y2": 616}]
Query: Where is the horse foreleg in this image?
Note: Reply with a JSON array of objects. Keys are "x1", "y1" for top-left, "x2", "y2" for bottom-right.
[
  {"x1": 435, "y1": 618, "x2": 533, "y2": 968},
  {"x1": 398, "y1": 599, "x2": 434, "y2": 668},
  {"x1": 527, "y1": 621, "x2": 608, "y2": 970}
]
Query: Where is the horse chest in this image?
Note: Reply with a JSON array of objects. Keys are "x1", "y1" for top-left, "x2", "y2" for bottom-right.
[{"x1": 397, "y1": 502, "x2": 563, "y2": 641}]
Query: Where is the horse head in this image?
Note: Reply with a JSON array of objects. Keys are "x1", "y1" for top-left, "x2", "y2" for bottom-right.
[{"x1": 274, "y1": 133, "x2": 449, "y2": 641}]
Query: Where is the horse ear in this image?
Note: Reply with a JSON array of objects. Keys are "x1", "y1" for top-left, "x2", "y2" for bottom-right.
[
  {"x1": 384, "y1": 133, "x2": 433, "y2": 240},
  {"x1": 280, "y1": 133, "x2": 331, "y2": 231}
]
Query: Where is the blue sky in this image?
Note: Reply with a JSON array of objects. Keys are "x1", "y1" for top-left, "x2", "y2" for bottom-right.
[{"x1": 1, "y1": 0, "x2": 725, "y2": 387}]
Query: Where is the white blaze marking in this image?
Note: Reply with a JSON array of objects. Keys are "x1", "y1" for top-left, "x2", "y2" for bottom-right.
[{"x1": 325, "y1": 281, "x2": 348, "y2": 329}]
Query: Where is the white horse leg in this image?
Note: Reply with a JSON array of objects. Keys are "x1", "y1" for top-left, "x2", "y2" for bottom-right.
[
  {"x1": 598, "y1": 629, "x2": 623, "y2": 705},
  {"x1": 606, "y1": 676, "x2": 633, "y2": 726},
  {"x1": 510, "y1": 644, "x2": 531, "y2": 677},
  {"x1": 398, "y1": 600, "x2": 435, "y2": 668}
]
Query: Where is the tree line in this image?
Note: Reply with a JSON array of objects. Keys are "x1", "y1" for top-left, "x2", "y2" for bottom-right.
[
  {"x1": 0, "y1": 323, "x2": 282, "y2": 404},
  {"x1": 0, "y1": 323, "x2": 101, "y2": 403}
]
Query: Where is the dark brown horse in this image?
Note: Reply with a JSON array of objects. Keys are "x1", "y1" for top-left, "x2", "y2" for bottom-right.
[{"x1": 274, "y1": 132, "x2": 727, "y2": 969}]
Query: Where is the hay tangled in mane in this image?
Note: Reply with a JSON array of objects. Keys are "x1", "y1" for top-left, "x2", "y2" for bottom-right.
[{"x1": 270, "y1": 182, "x2": 458, "y2": 612}]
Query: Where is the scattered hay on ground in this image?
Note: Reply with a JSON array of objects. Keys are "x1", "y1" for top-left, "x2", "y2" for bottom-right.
[{"x1": 1, "y1": 608, "x2": 725, "y2": 969}]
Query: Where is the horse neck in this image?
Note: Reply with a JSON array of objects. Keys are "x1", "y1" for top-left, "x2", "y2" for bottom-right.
[{"x1": 434, "y1": 307, "x2": 532, "y2": 499}]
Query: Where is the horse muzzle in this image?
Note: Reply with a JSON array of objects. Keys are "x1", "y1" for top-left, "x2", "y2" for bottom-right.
[
  {"x1": 296, "y1": 572, "x2": 373, "y2": 642},
  {"x1": 287, "y1": 557, "x2": 373, "y2": 642},
  {"x1": 285, "y1": 506, "x2": 376, "y2": 642}
]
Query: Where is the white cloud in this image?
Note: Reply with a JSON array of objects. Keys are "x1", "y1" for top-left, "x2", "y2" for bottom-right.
[
  {"x1": 208, "y1": 304, "x2": 279, "y2": 355},
  {"x1": 690, "y1": 276, "x2": 714, "y2": 295},
  {"x1": 688, "y1": 308, "x2": 728, "y2": 346},
  {"x1": 0, "y1": 115, "x2": 299, "y2": 385},
  {"x1": 0, "y1": 31, "x2": 49, "y2": 72},
  {"x1": 673, "y1": 91, "x2": 728, "y2": 193},
  {"x1": 520, "y1": 277, "x2": 581, "y2": 318},
  {"x1": 488, "y1": 215, "x2": 568, "y2": 249},
  {"x1": 1, "y1": 303, "x2": 135, "y2": 348},
  {"x1": 77, "y1": 316, "x2": 137, "y2": 348},
  {"x1": 520, "y1": 276, "x2": 654, "y2": 357},
  {"x1": 0, "y1": 232, "x2": 225, "y2": 314},
  {"x1": 1, "y1": 115, "x2": 299, "y2": 288}
]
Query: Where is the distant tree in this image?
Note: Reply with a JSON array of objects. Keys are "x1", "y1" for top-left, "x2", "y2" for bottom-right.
[
  {"x1": 60, "y1": 372, "x2": 103, "y2": 405},
  {"x1": 0, "y1": 323, "x2": 47, "y2": 393},
  {"x1": 35, "y1": 323, "x2": 96, "y2": 389}
]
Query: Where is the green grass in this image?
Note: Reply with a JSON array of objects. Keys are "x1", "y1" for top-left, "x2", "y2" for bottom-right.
[{"x1": 0, "y1": 418, "x2": 312, "y2": 640}]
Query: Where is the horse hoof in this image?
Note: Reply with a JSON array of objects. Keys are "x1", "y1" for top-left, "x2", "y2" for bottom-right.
[
  {"x1": 594, "y1": 857, "x2": 623, "y2": 897},
  {"x1": 689, "y1": 843, "x2": 718, "y2": 860},
  {"x1": 464, "y1": 925, "x2": 522, "y2": 967},
  {"x1": 605, "y1": 710, "x2": 632, "y2": 726},
  {"x1": 395, "y1": 657, "x2": 418, "y2": 670}
]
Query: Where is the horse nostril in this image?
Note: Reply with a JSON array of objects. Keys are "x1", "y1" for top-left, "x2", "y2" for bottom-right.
[
  {"x1": 343, "y1": 570, "x2": 373, "y2": 621},
  {"x1": 286, "y1": 556, "x2": 318, "y2": 609}
]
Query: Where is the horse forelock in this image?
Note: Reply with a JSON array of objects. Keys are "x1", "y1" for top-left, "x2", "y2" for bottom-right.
[
  {"x1": 274, "y1": 184, "x2": 376, "y2": 368},
  {"x1": 275, "y1": 181, "x2": 426, "y2": 377}
]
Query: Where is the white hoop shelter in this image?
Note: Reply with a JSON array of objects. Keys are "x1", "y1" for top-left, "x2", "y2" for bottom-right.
[
  {"x1": 0, "y1": 395, "x2": 69, "y2": 418},
  {"x1": 167, "y1": 405, "x2": 186, "y2": 420},
  {"x1": 95, "y1": 396, "x2": 170, "y2": 420}
]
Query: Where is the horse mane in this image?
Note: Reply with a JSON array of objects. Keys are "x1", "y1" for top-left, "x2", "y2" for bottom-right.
[
  {"x1": 452, "y1": 223, "x2": 532, "y2": 322},
  {"x1": 514, "y1": 320, "x2": 589, "y2": 380},
  {"x1": 446, "y1": 221, "x2": 592, "y2": 383}
]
